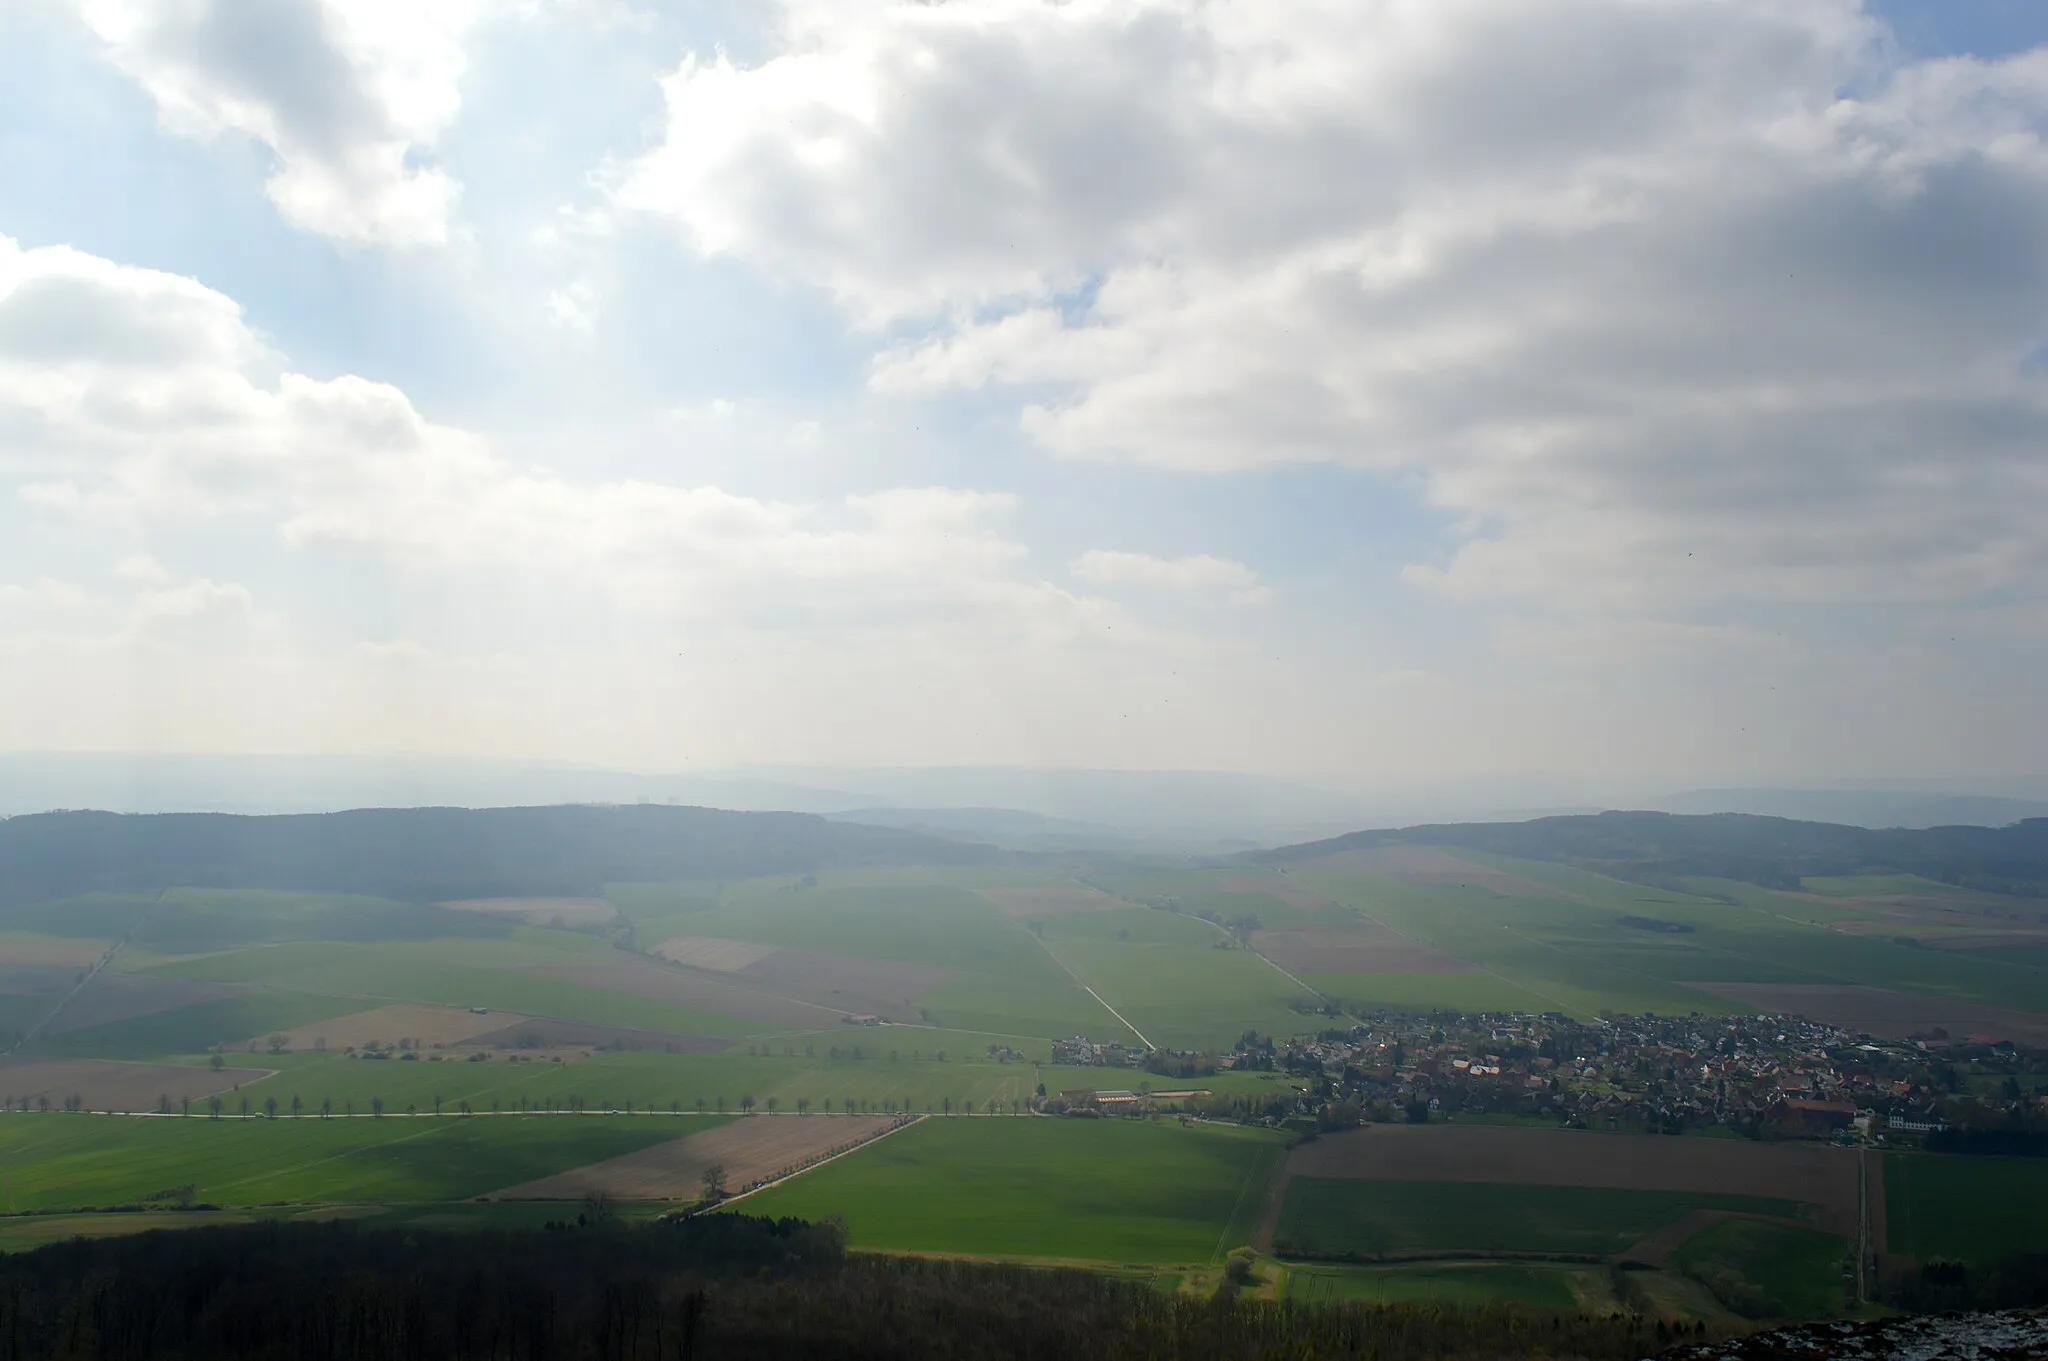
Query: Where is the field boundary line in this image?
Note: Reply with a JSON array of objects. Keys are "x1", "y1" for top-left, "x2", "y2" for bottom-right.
[
  {"x1": 1174, "y1": 909, "x2": 1325, "y2": 1001},
  {"x1": 713, "y1": 1114, "x2": 926, "y2": 1210},
  {"x1": 1008, "y1": 921, "x2": 1153, "y2": 1049}
]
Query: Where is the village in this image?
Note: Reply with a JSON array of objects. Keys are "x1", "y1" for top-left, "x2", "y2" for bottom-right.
[{"x1": 1048, "y1": 1010, "x2": 2048, "y2": 1143}]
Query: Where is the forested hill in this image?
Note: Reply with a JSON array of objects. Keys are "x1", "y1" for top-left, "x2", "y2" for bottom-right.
[
  {"x1": 1255, "y1": 810, "x2": 2048, "y2": 895},
  {"x1": 0, "y1": 804, "x2": 995, "y2": 909}
]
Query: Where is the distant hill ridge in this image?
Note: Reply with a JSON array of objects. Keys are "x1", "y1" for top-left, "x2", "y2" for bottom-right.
[
  {"x1": 1256, "y1": 809, "x2": 2048, "y2": 895},
  {"x1": 0, "y1": 804, "x2": 996, "y2": 909}
]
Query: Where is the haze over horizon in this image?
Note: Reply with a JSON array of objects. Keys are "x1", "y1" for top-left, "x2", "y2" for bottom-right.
[{"x1": 4, "y1": 0, "x2": 2046, "y2": 790}]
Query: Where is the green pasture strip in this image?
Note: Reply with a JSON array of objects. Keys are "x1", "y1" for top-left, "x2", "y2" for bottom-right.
[
  {"x1": 1273, "y1": 1178, "x2": 1810, "y2": 1258},
  {"x1": 138, "y1": 940, "x2": 766, "y2": 1039},
  {"x1": 1884, "y1": 1154, "x2": 2048, "y2": 1263},
  {"x1": 19, "y1": 992, "x2": 366, "y2": 1061},
  {"x1": 1668, "y1": 1218, "x2": 1849, "y2": 1320},
  {"x1": 1798, "y1": 875, "x2": 2000, "y2": 900},
  {"x1": 666, "y1": 883, "x2": 1038, "y2": 969},
  {"x1": 1435, "y1": 850, "x2": 1723, "y2": 907},
  {"x1": 1309, "y1": 971, "x2": 1561, "y2": 1015},
  {"x1": 738, "y1": 1116, "x2": 1288, "y2": 1265},
  {"x1": 0, "y1": 1112, "x2": 723, "y2": 1210},
  {"x1": 1281, "y1": 1261, "x2": 1585, "y2": 1310},
  {"x1": 0, "y1": 895, "x2": 158, "y2": 940},
  {"x1": 232, "y1": 1047, "x2": 1253, "y2": 1119}
]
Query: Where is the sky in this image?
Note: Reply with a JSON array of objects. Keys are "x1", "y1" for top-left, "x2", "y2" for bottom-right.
[{"x1": 0, "y1": 0, "x2": 2044, "y2": 794}]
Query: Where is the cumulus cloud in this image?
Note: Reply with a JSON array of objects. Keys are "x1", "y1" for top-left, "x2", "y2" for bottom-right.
[
  {"x1": 0, "y1": 236, "x2": 1111, "y2": 642},
  {"x1": 619, "y1": 0, "x2": 2048, "y2": 612},
  {"x1": 1073, "y1": 549, "x2": 1267, "y2": 604},
  {"x1": 67, "y1": 0, "x2": 484, "y2": 246}
]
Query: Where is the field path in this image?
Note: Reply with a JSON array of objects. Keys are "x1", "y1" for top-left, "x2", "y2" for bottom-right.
[
  {"x1": 483, "y1": 1114, "x2": 900, "y2": 1201},
  {"x1": 10, "y1": 892, "x2": 157, "y2": 1054},
  {"x1": 1009, "y1": 917, "x2": 1152, "y2": 1048},
  {"x1": 1251, "y1": 1142, "x2": 1297, "y2": 1254}
]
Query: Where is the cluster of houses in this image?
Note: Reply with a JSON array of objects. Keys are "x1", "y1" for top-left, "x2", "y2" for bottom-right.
[
  {"x1": 1263, "y1": 1010, "x2": 2048, "y2": 1141},
  {"x1": 1045, "y1": 1008, "x2": 2048, "y2": 1141}
]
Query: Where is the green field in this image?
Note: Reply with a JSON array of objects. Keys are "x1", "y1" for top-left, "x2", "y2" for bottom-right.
[
  {"x1": 0, "y1": 1113, "x2": 722, "y2": 1210},
  {"x1": 738, "y1": 1117, "x2": 1287, "y2": 1265},
  {"x1": 1283, "y1": 1261, "x2": 1589, "y2": 1309},
  {"x1": 1669, "y1": 1218, "x2": 1848, "y2": 1319},
  {"x1": 1885, "y1": 1154, "x2": 2048, "y2": 1263},
  {"x1": 1274, "y1": 1178, "x2": 1812, "y2": 1258}
]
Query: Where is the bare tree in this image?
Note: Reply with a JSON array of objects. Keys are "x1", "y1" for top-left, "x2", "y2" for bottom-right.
[{"x1": 699, "y1": 1164, "x2": 727, "y2": 1201}]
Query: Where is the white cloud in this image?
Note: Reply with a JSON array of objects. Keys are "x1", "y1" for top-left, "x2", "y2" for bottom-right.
[
  {"x1": 619, "y1": 0, "x2": 2048, "y2": 613},
  {"x1": 68, "y1": 0, "x2": 486, "y2": 246},
  {"x1": 1073, "y1": 549, "x2": 1267, "y2": 604},
  {"x1": 0, "y1": 235, "x2": 1118, "y2": 645}
]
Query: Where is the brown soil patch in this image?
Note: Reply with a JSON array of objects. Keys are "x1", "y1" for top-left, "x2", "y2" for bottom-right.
[
  {"x1": 1279, "y1": 1125, "x2": 1861, "y2": 1236},
  {"x1": 976, "y1": 888, "x2": 1125, "y2": 917},
  {"x1": 1216, "y1": 876, "x2": 1336, "y2": 911},
  {"x1": 524, "y1": 959, "x2": 837, "y2": 1028},
  {"x1": 1306, "y1": 845, "x2": 1577, "y2": 900},
  {"x1": 0, "y1": 938, "x2": 108, "y2": 967},
  {"x1": 1252, "y1": 925, "x2": 1472, "y2": 975},
  {"x1": 0, "y1": 964, "x2": 85, "y2": 996},
  {"x1": 484, "y1": 1115, "x2": 897, "y2": 1200},
  {"x1": 465, "y1": 1018, "x2": 728, "y2": 1054},
  {"x1": 649, "y1": 937, "x2": 780, "y2": 972},
  {"x1": 440, "y1": 899, "x2": 619, "y2": 927},
  {"x1": 735, "y1": 950, "x2": 950, "y2": 1023},
  {"x1": 42, "y1": 975, "x2": 241, "y2": 1034},
  {"x1": 1684, "y1": 982, "x2": 2048, "y2": 1045},
  {"x1": 256, "y1": 1004, "x2": 526, "y2": 1052},
  {"x1": 0, "y1": 1058, "x2": 271, "y2": 1111}
]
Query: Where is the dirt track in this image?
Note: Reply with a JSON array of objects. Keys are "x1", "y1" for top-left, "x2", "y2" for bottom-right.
[{"x1": 483, "y1": 1115, "x2": 896, "y2": 1201}]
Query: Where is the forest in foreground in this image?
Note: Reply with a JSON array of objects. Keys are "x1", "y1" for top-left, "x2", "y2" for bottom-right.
[{"x1": 0, "y1": 1215, "x2": 1695, "y2": 1361}]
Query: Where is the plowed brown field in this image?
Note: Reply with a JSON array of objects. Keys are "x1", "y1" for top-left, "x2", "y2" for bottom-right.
[
  {"x1": 483, "y1": 1115, "x2": 898, "y2": 1201},
  {"x1": 1275, "y1": 1125, "x2": 1861, "y2": 1235},
  {"x1": 976, "y1": 888, "x2": 1124, "y2": 917},
  {"x1": 1253, "y1": 924, "x2": 1472, "y2": 975},
  {"x1": 0, "y1": 1057, "x2": 272, "y2": 1110},
  {"x1": 256, "y1": 1004, "x2": 525, "y2": 1052}
]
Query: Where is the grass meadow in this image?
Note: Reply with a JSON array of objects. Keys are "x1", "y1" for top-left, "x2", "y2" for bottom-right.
[
  {"x1": 1274, "y1": 1178, "x2": 1811, "y2": 1258},
  {"x1": 737, "y1": 1116, "x2": 1287, "y2": 1265},
  {"x1": 1884, "y1": 1154, "x2": 2048, "y2": 1263},
  {"x1": 0, "y1": 1112, "x2": 724, "y2": 1210},
  {"x1": 1668, "y1": 1218, "x2": 1849, "y2": 1319}
]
